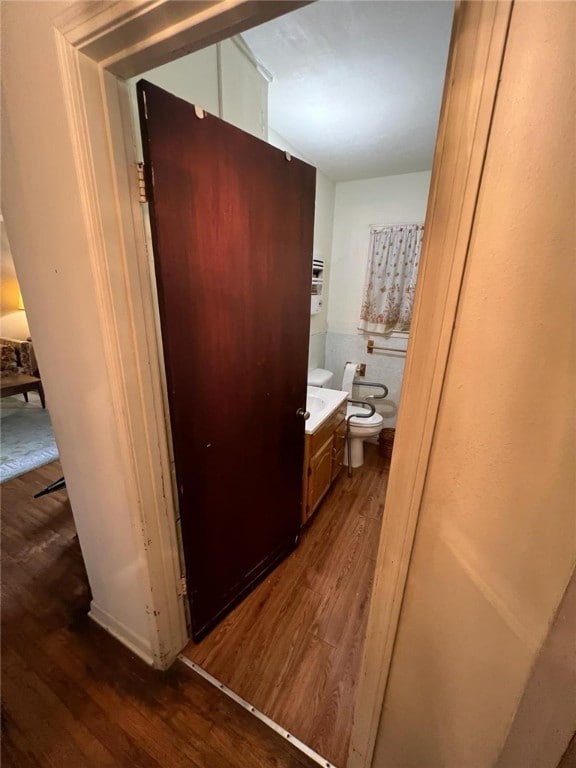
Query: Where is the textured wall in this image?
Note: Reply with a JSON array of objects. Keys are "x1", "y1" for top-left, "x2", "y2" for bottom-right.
[{"x1": 374, "y1": 2, "x2": 576, "y2": 766}]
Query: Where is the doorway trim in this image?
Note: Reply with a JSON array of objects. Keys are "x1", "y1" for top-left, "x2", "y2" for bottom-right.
[{"x1": 49, "y1": 0, "x2": 513, "y2": 764}]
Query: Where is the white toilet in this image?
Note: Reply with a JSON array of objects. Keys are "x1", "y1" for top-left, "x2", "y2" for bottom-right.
[
  {"x1": 307, "y1": 368, "x2": 334, "y2": 388},
  {"x1": 344, "y1": 403, "x2": 384, "y2": 467},
  {"x1": 307, "y1": 366, "x2": 385, "y2": 468}
]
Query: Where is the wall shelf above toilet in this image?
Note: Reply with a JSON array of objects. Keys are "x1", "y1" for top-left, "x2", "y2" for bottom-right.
[{"x1": 311, "y1": 256, "x2": 324, "y2": 315}]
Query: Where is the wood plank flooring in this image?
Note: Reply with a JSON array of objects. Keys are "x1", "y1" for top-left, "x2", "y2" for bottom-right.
[
  {"x1": 183, "y1": 444, "x2": 389, "y2": 767},
  {"x1": 1, "y1": 462, "x2": 316, "y2": 768}
]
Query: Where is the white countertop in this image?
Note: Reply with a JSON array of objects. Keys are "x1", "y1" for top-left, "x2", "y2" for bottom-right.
[{"x1": 305, "y1": 385, "x2": 348, "y2": 435}]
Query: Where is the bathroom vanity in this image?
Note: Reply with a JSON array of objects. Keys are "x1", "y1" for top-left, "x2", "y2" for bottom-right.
[{"x1": 302, "y1": 386, "x2": 348, "y2": 526}]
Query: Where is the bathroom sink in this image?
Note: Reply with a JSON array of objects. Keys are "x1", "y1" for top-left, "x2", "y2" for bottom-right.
[
  {"x1": 306, "y1": 394, "x2": 327, "y2": 415},
  {"x1": 305, "y1": 386, "x2": 349, "y2": 435}
]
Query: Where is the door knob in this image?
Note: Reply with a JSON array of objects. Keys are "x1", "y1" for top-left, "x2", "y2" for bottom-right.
[{"x1": 297, "y1": 408, "x2": 310, "y2": 420}]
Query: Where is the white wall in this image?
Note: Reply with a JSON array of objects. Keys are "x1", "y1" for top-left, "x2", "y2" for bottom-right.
[
  {"x1": 374, "y1": 2, "x2": 576, "y2": 765},
  {"x1": 2, "y1": 0, "x2": 154, "y2": 661},
  {"x1": 131, "y1": 45, "x2": 220, "y2": 115},
  {"x1": 220, "y1": 39, "x2": 268, "y2": 141},
  {"x1": 326, "y1": 171, "x2": 431, "y2": 425},
  {"x1": 268, "y1": 128, "x2": 336, "y2": 371},
  {"x1": 132, "y1": 39, "x2": 268, "y2": 141}
]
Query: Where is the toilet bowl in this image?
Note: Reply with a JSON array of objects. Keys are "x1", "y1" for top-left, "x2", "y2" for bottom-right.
[
  {"x1": 345, "y1": 404, "x2": 384, "y2": 468},
  {"x1": 307, "y1": 366, "x2": 385, "y2": 468}
]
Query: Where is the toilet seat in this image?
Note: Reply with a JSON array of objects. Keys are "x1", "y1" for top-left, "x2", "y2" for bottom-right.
[{"x1": 346, "y1": 404, "x2": 384, "y2": 428}]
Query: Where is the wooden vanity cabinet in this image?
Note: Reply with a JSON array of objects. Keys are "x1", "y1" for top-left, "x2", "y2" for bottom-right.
[
  {"x1": 307, "y1": 437, "x2": 333, "y2": 516},
  {"x1": 302, "y1": 402, "x2": 346, "y2": 526},
  {"x1": 331, "y1": 429, "x2": 346, "y2": 481}
]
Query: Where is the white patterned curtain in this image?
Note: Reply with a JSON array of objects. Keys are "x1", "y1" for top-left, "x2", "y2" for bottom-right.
[{"x1": 358, "y1": 223, "x2": 424, "y2": 334}]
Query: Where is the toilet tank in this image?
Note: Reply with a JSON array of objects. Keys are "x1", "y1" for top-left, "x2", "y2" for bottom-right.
[{"x1": 307, "y1": 368, "x2": 333, "y2": 388}]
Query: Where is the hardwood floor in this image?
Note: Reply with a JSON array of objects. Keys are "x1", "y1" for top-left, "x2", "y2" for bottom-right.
[
  {"x1": 183, "y1": 444, "x2": 389, "y2": 767},
  {"x1": 1, "y1": 461, "x2": 316, "y2": 768}
]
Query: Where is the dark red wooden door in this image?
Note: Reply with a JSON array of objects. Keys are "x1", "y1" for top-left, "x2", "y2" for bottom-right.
[{"x1": 137, "y1": 81, "x2": 315, "y2": 640}]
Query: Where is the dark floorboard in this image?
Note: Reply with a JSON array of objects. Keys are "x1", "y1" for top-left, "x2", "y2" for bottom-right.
[{"x1": 1, "y1": 461, "x2": 316, "y2": 768}]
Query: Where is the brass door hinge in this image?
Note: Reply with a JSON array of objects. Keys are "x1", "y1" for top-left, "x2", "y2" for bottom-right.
[
  {"x1": 178, "y1": 576, "x2": 187, "y2": 597},
  {"x1": 137, "y1": 162, "x2": 149, "y2": 203}
]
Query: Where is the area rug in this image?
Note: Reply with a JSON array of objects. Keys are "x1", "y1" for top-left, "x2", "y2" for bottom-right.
[{"x1": 0, "y1": 395, "x2": 59, "y2": 483}]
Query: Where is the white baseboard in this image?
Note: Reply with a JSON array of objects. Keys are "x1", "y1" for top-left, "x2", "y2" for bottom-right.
[{"x1": 89, "y1": 601, "x2": 154, "y2": 666}]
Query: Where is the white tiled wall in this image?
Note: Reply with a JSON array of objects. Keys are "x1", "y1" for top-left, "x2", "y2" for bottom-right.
[
  {"x1": 325, "y1": 330, "x2": 408, "y2": 427},
  {"x1": 308, "y1": 331, "x2": 327, "y2": 371}
]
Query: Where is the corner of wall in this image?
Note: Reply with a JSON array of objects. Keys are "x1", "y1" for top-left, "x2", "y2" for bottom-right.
[{"x1": 89, "y1": 601, "x2": 155, "y2": 667}]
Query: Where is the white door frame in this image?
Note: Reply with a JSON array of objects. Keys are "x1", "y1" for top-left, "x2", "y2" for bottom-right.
[{"x1": 49, "y1": 1, "x2": 512, "y2": 765}]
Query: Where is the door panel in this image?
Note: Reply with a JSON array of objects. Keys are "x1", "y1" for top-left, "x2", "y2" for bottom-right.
[{"x1": 137, "y1": 81, "x2": 315, "y2": 640}]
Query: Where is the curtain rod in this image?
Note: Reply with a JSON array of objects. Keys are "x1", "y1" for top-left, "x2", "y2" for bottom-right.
[{"x1": 369, "y1": 221, "x2": 424, "y2": 230}]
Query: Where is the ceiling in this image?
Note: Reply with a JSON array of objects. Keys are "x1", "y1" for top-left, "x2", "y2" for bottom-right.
[{"x1": 242, "y1": 1, "x2": 454, "y2": 181}]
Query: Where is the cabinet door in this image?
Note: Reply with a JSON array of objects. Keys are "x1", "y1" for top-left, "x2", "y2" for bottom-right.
[
  {"x1": 308, "y1": 437, "x2": 334, "y2": 514},
  {"x1": 332, "y1": 428, "x2": 346, "y2": 482}
]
